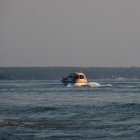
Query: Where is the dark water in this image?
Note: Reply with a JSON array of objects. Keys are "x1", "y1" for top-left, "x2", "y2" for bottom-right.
[{"x1": 0, "y1": 80, "x2": 140, "y2": 140}]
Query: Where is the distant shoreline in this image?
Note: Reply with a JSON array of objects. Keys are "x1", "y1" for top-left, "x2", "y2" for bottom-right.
[{"x1": 0, "y1": 67, "x2": 140, "y2": 80}]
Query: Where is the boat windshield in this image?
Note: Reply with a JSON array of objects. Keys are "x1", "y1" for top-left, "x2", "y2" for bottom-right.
[
  {"x1": 79, "y1": 75, "x2": 85, "y2": 79},
  {"x1": 75, "y1": 74, "x2": 85, "y2": 79}
]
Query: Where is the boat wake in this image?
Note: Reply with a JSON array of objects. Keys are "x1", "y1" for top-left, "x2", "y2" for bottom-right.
[
  {"x1": 66, "y1": 82, "x2": 112, "y2": 88},
  {"x1": 86, "y1": 82, "x2": 101, "y2": 87}
]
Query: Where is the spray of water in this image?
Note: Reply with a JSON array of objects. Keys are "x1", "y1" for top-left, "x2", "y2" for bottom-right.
[{"x1": 66, "y1": 82, "x2": 112, "y2": 88}]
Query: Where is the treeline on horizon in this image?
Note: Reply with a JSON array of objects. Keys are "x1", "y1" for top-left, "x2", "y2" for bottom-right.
[{"x1": 0, "y1": 67, "x2": 140, "y2": 80}]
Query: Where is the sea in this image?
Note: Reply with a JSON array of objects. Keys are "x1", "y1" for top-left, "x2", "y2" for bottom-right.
[{"x1": 0, "y1": 79, "x2": 140, "y2": 140}]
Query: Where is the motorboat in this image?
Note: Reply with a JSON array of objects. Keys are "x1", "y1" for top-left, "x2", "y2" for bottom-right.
[
  {"x1": 61, "y1": 72, "x2": 88, "y2": 86},
  {"x1": 61, "y1": 72, "x2": 112, "y2": 87}
]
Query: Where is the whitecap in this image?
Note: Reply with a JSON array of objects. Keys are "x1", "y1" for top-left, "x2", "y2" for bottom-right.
[
  {"x1": 66, "y1": 84, "x2": 74, "y2": 88},
  {"x1": 86, "y1": 82, "x2": 101, "y2": 87}
]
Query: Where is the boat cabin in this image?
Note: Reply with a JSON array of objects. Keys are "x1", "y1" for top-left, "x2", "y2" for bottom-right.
[{"x1": 62, "y1": 72, "x2": 87, "y2": 86}]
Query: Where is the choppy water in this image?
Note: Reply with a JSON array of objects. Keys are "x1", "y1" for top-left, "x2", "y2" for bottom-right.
[{"x1": 0, "y1": 80, "x2": 140, "y2": 140}]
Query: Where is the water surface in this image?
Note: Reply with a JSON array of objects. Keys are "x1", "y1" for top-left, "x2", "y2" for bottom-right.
[{"x1": 0, "y1": 80, "x2": 140, "y2": 139}]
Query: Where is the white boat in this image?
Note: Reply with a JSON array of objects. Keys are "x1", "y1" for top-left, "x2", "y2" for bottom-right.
[
  {"x1": 61, "y1": 72, "x2": 88, "y2": 86},
  {"x1": 61, "y1": 72, "x2": 112, "y2": 87}
]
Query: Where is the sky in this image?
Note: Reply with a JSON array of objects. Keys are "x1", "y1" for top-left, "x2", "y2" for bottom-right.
[{"x1": 0, "y1": 0, "x2": 140, "y2": 67}]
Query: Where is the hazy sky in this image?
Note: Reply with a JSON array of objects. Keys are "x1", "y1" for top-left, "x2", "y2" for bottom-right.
[{"x1": 0, "y1": 0, "x2": 140, "y2": 67}]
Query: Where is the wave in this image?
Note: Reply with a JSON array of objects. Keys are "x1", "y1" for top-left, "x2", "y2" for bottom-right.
[
  {"x1": 0, "y1": 106, "x2": 59, "y2": 117},
  {"x1": 0, "y1": 119, "x2": 31, "y2": 126},
  {"x1": 29, "y1": 106, "x2": 58, "y2": 113},
  {"x1": 110, "y1": 102, "x2": 140, "y2": 109}
]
